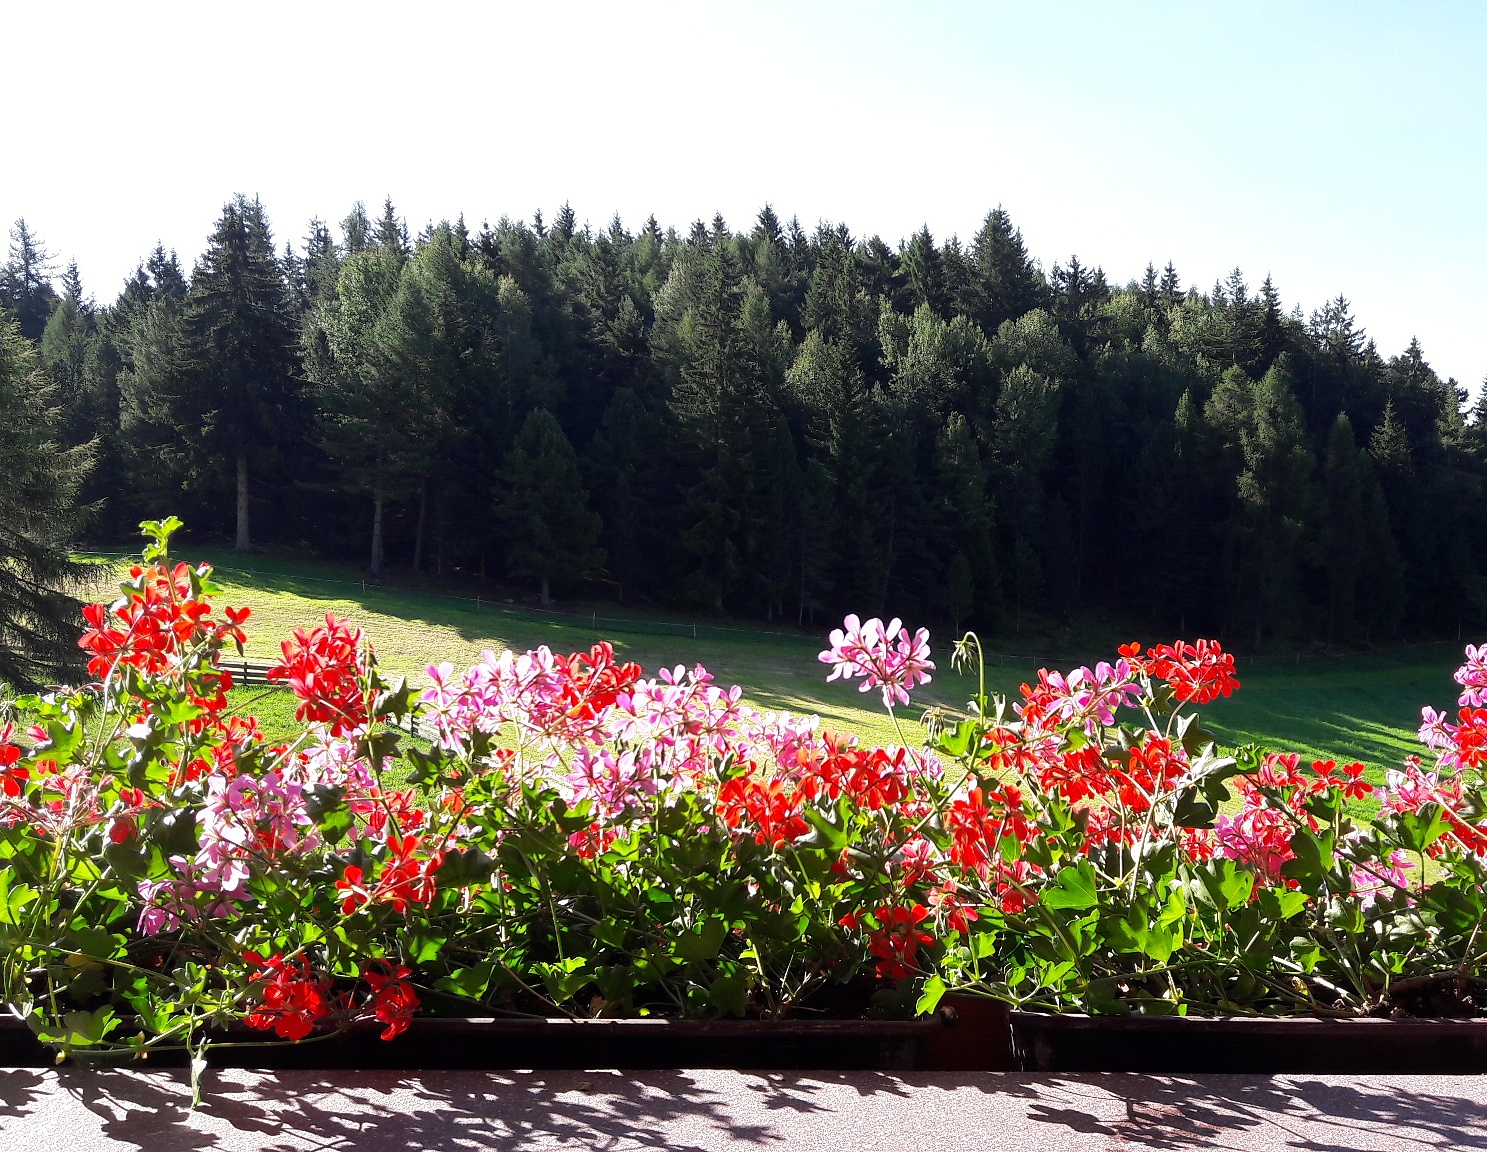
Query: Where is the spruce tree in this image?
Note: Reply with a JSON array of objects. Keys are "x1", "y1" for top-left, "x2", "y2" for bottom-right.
[
  {"x1": 1322, "y1": 413, "x2": 1365, "y2": 644},
  {"x1": 898, "y1": 226, "x2": 946, "y2": 317},
  {"x1": 936, "y1": 412, "x2": 1000, "y2": 628},
  {"x1": 753, "y1": 417, "x2": 803, "y2": 620},
  {"x1": 968, "y1": 207, "x2": 1043, "y2": 332},
  {"x1": 0, "y1": 220, "x2": 59, "y2": 341},
  {"x1": 40, "y1": 266, "x2": 97, "y2": 448},
  {"x1": 1205, "y1": 362, "x2": 1317, "y2": 648},
  {"x1": 0, "y1": 315, "x2": 92, "y2": 688},
  {"x1": 178, "y1": 197, "x2": 301, "y2": 551},
  {"x1": 946, "y1": 552, "x2": 973, "y2": 634},
  {"x1": 497, "y1": 409, "x2": 603, "y2": 605},
  {"x1": 586, "y1": 388, "x2": 663, "y2": 601},
  {"x1": 307, "y1": 245, "x2": 421, "y2": 576}
]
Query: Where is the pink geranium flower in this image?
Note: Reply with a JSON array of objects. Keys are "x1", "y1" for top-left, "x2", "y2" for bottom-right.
[{"x1": 819, "y1": 615, "x2": 935, "y2": 708}]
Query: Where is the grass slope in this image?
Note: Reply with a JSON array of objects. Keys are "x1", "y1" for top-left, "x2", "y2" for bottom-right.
[{"x1": 89, "y1": 548, "x2": 1469, "y2": 774}]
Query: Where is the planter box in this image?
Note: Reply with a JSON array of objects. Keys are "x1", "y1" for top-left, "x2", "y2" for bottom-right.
[
  {"x1": 1010, "y1": 1010, "x2": 1487, "y2": 1074},
  {"x1": 0, "y1": 1000, "x2": 1015, "y2": 1072},
  {"x1": 13, "y1": 1002, "x2": 1480, "y2": 1075}
]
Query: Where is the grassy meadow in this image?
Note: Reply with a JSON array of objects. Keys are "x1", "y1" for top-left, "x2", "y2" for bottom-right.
[{"x1": 85, "y1": 548, "x2": 1466, "y2": 776}]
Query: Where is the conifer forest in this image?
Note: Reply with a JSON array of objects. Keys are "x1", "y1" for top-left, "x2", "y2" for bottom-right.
[{"x1": 3, "y1": 196, "x2": 1484, "y2": 652}]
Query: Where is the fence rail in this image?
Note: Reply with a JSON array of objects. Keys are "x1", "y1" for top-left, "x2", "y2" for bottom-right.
[{"x1": 224, "y1": 657, "x2": 439, "y2": 742}]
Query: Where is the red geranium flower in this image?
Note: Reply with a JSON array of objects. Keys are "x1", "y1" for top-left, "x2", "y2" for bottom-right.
[
  {"x1": 362, "y1": 961, "x2": 420, "y2": 1040},
  {"x1": 866, "y1": 904, "x2": 933, "y2": 980},
  {"x1": 243, "y1": 952, "x2": 329, "y2": 1042},
  {"x1": 1145, "y1": 640, "x2": 1239, "y2": 705}
]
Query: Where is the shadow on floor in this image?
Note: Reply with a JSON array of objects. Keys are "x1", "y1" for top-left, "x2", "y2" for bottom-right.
[{"x1": 1, "y1": 1067, "x2": 1485, "y2": 1150}]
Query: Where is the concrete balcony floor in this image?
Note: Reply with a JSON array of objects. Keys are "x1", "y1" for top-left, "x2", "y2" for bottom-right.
[{"x1": 2, "y1": 1067, "x2": 1485, "y2": 1150}]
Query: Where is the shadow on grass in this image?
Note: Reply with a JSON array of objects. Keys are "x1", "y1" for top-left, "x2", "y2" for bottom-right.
[{"x1": 2, "y1": 1067, "x2": 1486, "y2": 1150}]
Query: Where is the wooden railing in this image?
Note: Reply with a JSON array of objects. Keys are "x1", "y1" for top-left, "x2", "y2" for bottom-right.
[{"x1": 225, "y1": 658, "x2": 440, "y2": 742}]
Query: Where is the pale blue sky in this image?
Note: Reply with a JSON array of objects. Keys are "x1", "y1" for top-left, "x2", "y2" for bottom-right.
[{"x1": 4, "y1": 1, "x2": 1482, "y2": 387}]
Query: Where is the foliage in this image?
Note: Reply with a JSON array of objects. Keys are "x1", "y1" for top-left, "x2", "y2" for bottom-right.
[
  {"x1": 496, "y1": 409, "x2": 604, "y2": 605},
  {"x1": 7, "y1": 204, "x2": 1486, "y2": 646},
  {"x1": 2, "y1": 527, "x2": 1484, "y2": 1092},
  {"x1": 0, "y1": 313, "x2": 92, "y2": 688}
]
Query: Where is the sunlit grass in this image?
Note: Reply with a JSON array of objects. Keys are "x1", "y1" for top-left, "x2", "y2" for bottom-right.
[{"x1": 84, "y1": 548, "x2": 1468, "y2": 775}]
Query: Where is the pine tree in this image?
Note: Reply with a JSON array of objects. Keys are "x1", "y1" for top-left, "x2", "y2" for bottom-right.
[
  {"x1": 1258, "y1": 275, "x2": 1285, "y2": 370},
  {"x1": 1, "y1": 220, "x2": 58, "y2": 340},
  {"x1": 936, "y1": 412, "x2": 1000, "y2": 628},
  {"x1": 308, "y1": 245, "x2": 423, "y2": 576},
  {"x1": 946, "y1": 552, "x2": 974, "y2": 634},
  {"x1": 40, "y1": 265, "x2": 97, "y2": 449},
  {"x1": 1322, "y1": 413, "x2": 1364, "y2": 644},
  {"x1": 302, "y1": 219, "x2": 340, "y2": 306},
  {"x1": 753, "y1": 417, "x2": 803, "y2": 619},
  {"x1": 1205, "y1": 361, "x2": 1317, "y2": 649},
  {"x1": 1357, "y1": 461, "x2": 1406, "y2": 642},
  {"x1": 968, "y1": 207, "x2": 1043, "y2": 332},
  {"x1": 117, "y1": 252, "x2": 194, "y2": 522},
  {"x1": 586, "y1": 388, "x2": 664, "y2": 601},
  {"x1": 1158, "y1": 262, "x2": 1182, "y2": 308},
  {"x1": 0, "y1": 314, "x2": 93, "y2": 688},
  {"x1": 803, "y1": 224, "x2": 866, "y2": 349},
  {"x1": 178, "y1": 197, "x2": 302, "y2": 551},
  {"x1": 375, "y1": 198, "x2": 409, "y2": 257},
  {"x1": 670, "y1": 240, "x2": 754, "y2": 452},
  {"x1": 1369, "y1": 399, "x2": 1412, "y2": 474},
  {"x1": 341, "y1": 203, "x2": 372, "y2": 255},
  {"x1": 786, "y1": 330, "x2": 882, "y2": 608},
  {"x1": 898, "y1": 226, "x2": 946, "y2": 317},
  {"x1": 496, "y1": 408, "x2": 603, "y2": 605}
]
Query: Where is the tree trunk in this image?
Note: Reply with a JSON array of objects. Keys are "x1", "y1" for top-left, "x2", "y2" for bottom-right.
[
  {"x1": 798, "y1": 536, "x2": 807, "y2": 627},
  {"x1": 413, "y1": 486, "x2": 427, "y2": 573},
  {"x1": 540, "y1": 573, "x2": 552, "y2": 607},
  {"x1": 235, "y1": 453, "x2": 251, "y2": 552},
  {"x1": 370, "y1": 493, "x2": 384, "y2": 578}
]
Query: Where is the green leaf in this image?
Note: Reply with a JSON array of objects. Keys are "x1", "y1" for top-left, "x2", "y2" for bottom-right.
[
  {"x1": 436, "y1": 962, "x2": 496, "y2": 1000},
  {"x1": 674, "y1": 917, "x2": 729, "y2": 962},
  {"x1": 803, "y1": 799, "x2": 851, "y2": 854},
  {"x1": 1193, "y1": 859, "x2": 1255, "y2": 911},
  {"x1": 1043, "y1": 860, "x2": 1099, "y2": 910},
  {"x1": 374, "y1": 678, "x2": 412, "y2": 721},
  {"x1": 932, "y1": 720, "x2": 976, "y2": 759},
  {"x1": 535, "y1": 957, "x2": 590, "y2": 1004},
  {"x1": 435, "y1": 848, "x2": 495, "y2": 888},
  {"x1": 1281, "y1": 828, "x2": 1335, "y2": 883},
  {"x1": 70, "y1": 926, "x2": 126, "y2": 961},
  {"x1": 103, "y1": 840, "x2": 152, "y2": 879},
  {"x1": 916, "y1": 975, "x2": 947, "y2": 1015},
  {"x1": 706, "y1": 971, "x2": 749, "y2": 1017},
  {"x1": 38, "y1": 1007, "x2": 119, "y2": 1048},
  {"x1": 1256, "y1": 887, "x2": 1308, "y2": 921},
  {"x1": 404, "y1": 933, "x2": 447, "y2": 964},
  {"x1": 1394, "y1": 807, "x2": 1449, "y2": 854}
]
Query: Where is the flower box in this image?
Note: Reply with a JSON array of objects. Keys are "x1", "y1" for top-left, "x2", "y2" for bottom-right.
[
  {"x1": 6, "y1": 523, "x2": 1484, "y2": 1097},
  {"x1": 1009, "y1": 1010, "x2": 1487, "y2": 1073},
  {"x1": 0, "y1": 1001, "x2": 1015, "y2": 1071}
]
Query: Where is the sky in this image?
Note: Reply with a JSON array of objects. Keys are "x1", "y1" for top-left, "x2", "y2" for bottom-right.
[{"x1": 4, "y1": 0, "x2": 1484, "y2": 387}]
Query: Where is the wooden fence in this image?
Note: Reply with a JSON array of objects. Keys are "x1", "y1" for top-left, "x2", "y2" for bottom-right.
[{"x1": 225, "y1": 658, "x2": 440, "y2": 743}]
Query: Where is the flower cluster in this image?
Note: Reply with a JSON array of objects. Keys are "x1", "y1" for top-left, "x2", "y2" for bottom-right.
[
  {"x1": 819, "y1": 615, "x2": 935, "y2": 707},
  {"x1": 7, "y1": 521, "x2": 1487, "y2": 1075},
  {"x1": 268, "y1": 613, "x2": 368, "y2": 735}
]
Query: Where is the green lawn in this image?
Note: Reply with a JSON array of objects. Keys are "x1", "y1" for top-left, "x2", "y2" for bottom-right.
[{"x1": 87, "y1": 548, "x2": 1469, "y2": 774}]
